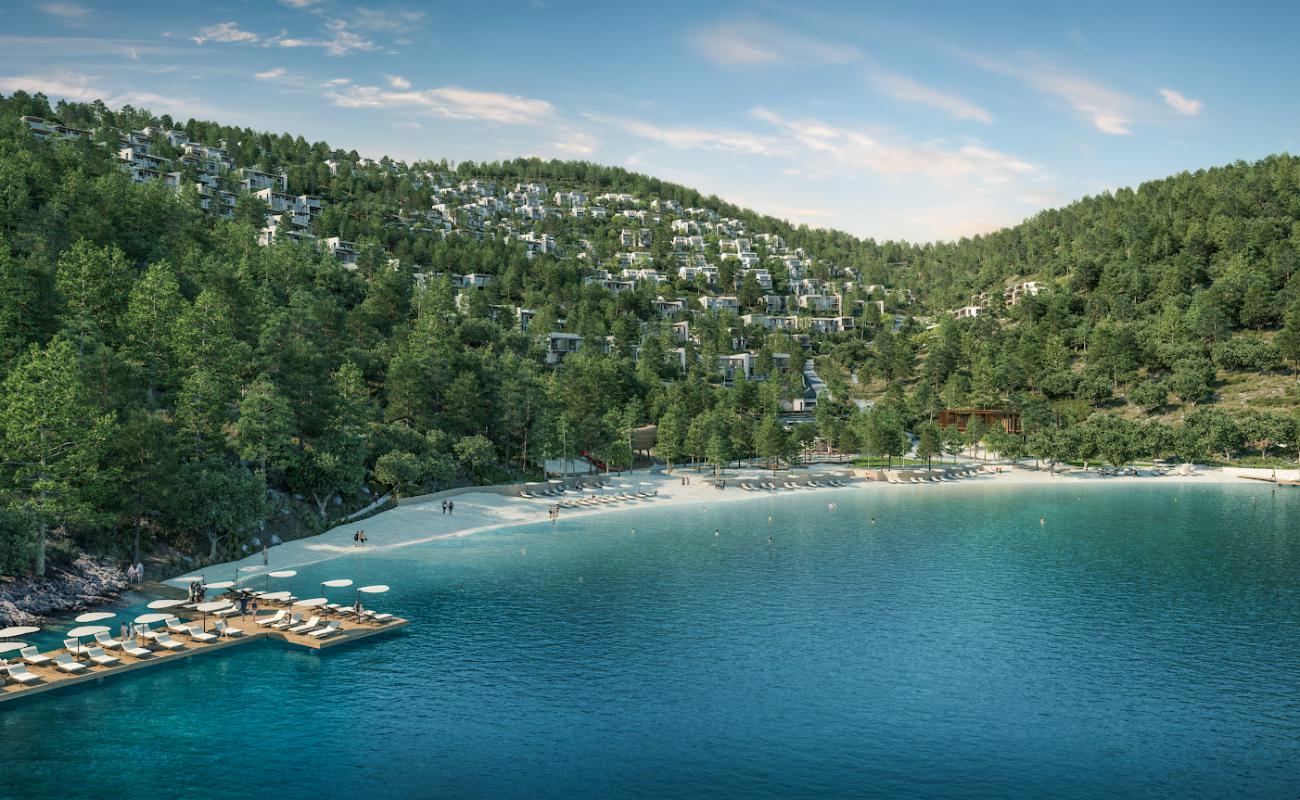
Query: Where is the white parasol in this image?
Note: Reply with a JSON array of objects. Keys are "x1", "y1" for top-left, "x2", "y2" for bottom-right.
[
  {"x1": 0, "y1": 641, "x2": 29, "y2": 655},
  {"x1": 357, "y1": 585, "x2": 390, "y2": 594},
  {"x1": 147, "y1": 598, "x2": 186, "y2": 610},
  {"x1": 322, "y1": 579, "x2": 353, "y2": 588},
  {"x1": 0, "y1": 626, "x2": 40, "y2": 638},
  {"x1": 134, "y1": 612, "x2": 171, "y2": 624},
  {"x1": 74, "y1": 611, "x2": 116, "y2": 623},
  {"x1": 293, "y1": 597, "x2": 328, "y2": 608}
]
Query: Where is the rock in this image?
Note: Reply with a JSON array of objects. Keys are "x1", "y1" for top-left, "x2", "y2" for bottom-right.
[{"x1": 0, "y1": 555, "x2": 129, "y2": 627}]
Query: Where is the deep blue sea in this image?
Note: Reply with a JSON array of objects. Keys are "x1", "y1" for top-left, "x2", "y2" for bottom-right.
[{"x1": 4, "y1": 483, "x2": 1300, "y2": 799}]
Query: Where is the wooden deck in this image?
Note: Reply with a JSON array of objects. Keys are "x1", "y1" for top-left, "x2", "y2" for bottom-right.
[{"x1": 0, "y1": 610, "x2": 408, "y2": 705}]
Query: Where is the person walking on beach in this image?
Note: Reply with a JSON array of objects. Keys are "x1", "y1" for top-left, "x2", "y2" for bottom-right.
[
  {"x1": 353, "y1": 531, "x2": 360, "y2": 546},
  {"x1": 120, "y1": 622, "x2": 129, "y2": 645},
  {"x1": 442, "y1": 500, "x2": 448, "y2": 514},
  {"x1": 359, "y1": 530, "x2": 368, "y2": 545},
  {"x1": 251, "y1": 597, "x2": 259, "y2": 619},
  {"x1": 262, "y1": 543, "x2": 268, "y2": 566},
  {"x1": 448, "y1": 500, "x2": 455, "y2": 514}
]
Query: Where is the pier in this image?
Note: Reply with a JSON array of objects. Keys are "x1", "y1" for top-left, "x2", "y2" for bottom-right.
[{"x1": 0, "y1": 611, "x2": 408, "y2": 706}]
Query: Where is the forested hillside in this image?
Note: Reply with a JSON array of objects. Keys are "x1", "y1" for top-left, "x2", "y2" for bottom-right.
[{"x1": 1, "y1": 90, "x2": 1298, "y2": 593}]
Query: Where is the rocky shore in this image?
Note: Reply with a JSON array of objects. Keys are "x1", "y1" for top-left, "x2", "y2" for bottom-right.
[{"x1": 0, "y1": 556, "x2": 128, "y2": 627}]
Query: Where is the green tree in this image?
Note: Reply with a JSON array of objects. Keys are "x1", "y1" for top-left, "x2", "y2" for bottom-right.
[{"x1": 0, "y1": 337, "x2": 115, "y2": 576}]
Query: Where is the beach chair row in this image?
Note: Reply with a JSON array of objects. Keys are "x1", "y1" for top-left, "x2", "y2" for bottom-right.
[
  {"x1": 519, "y1": 480, "x2": 610, "y2": 499},
  {"x1": 1, "y1": 619, "x2": 244, "y2": 688},
  {"x1": 739, "y1": 479, "x2": 851, "y2": 491},
  {"x1": 554, "y1": 489, "x2": 659, "y2": 509}
]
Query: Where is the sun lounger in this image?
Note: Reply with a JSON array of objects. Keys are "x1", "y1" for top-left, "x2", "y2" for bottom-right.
[
  {"x1": 121, "y1": 641, "x2": 151, "y2": 658},
  {"x1": 4, "y1": 660, "x2": 41, "y2": 685},
  {"x1": 272, "y1": 613, "x2": 302, "y2": 630},
  {"x1": 86, "y1": 646, "x2": 119, "y2": 667},
  {"x1": 94, "y1": 631, "x2": 123, "y2": 651},
  {"x1": 289, "y1": 615, "x2": 321, "y2": 634},
  {"x1": 256, "y1": 610, "x2": 286, "y2": 627},
  {"x1": 152, "y1": 633, "x2": 184, "y2": 651},
  {"x1": 64, "y1": 638, "x2": 89, "y2": 658},
  {"x1": 309, "y1": 621, "x2": 342, "y2": 639},
  {"x1": 214, "y1": 621, "x2": 243, "y2": 638},
  {"x1": 215, "y1": 606, "x2": 241, "y2": 617},
  {"x1": 20, "y1": 646, "x2": 51, "y2": 667},
  {"x1": 364, "y1": 611, "x2": 394, "y2": 624},
  {"x1": 186, "y1": 625, "x2": 218, "y2": 643},
  {"x1": 165, "y1": 616, "x2": 189, "y2": 635},
  {"x1": 55, "y1": 653, "x2": 88, "y2": 673}
]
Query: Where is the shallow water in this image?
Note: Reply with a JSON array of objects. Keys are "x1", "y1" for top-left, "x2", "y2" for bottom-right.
[{"x1": 4, "y1": 483, "x2": 1299, "y2": 799}]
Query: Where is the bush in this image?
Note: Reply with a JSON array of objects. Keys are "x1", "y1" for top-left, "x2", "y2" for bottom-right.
[
  {"x1": 1211, "y1": 335, "x2": 1281, "y2": 372},
  {"x1": 0, "y1": 508, "x2": 35, "y2": 576},
  {"x1": 1129, "y1": 379, "x2": 1168, "y2": 411}
]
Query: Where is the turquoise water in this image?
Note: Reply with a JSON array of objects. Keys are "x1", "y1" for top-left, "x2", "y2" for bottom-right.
[{"x1": 4, "y1": 484, "x2": 1300, "y2": 799}]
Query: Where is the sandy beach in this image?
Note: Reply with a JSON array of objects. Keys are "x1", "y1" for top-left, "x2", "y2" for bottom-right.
[{"x1": 174, "y1": 461, "x2": 1294, "y2": 588}]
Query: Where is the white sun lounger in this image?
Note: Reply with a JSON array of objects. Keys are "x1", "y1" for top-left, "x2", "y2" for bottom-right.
[
  {"x1": 186, "y1": 625, "x2": 218, "y2": 643},
  {"x1": 256, "y1": 610, "x2": 286, "y2": 627},
  {"x1": 20, "y1": 646, "x2": 51, "y2": 667},
  {"x1": 273, "y1": 613, "x2": 302, "y2": 630},
  {"x1": 365, "y1": 612, "x2": 394, "y2": 623},
  {"x1": 309, "y1": 621, "x2": 342, "y2": 639},
  {"x1": 5, "y1": 660, "x2": 41, "y2": 685},
  {"x1": 165, "y1": 616, "x2": 190, "y2": 635},
  {"x1": 121, "y1": 641, "x2": 151, "y2": 658},
  {"x1": 289, "y1": 615, "x2": 321, "y2": 634},
  {"x1": 55, "y1": 653, "x2": 88, "y2": 673},
  {"x1": 86, "y1": 646, "x2": 119, "y2": 667},
  {"x1": 214, "y1": 621, "x2": 243, "y2": 638},
  {"x1": 152, "y1": 633, "x2": 184, "y2": 651},
  {"x1": 94, "y1": 631, "x2": 123, "y2": 651}
]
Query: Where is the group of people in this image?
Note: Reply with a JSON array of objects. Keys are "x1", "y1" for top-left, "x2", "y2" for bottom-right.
[
  {"x1": 186, "y1": 580, "x2": 206, "y2": 604},
  {"x1": 352, "y1": 530, "x2": 368, "y2": 546},
  {"x1": 679, "y1": 476, "x2": 692, "y2": 486},
  {"x1": 124, "y1": 561, "x2": 145, "y2": 583},
  {"x1": 440, "y1": 499, "x2": 456, "y2": 514}
]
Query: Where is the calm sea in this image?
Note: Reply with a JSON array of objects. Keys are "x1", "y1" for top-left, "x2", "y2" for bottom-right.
[{"x1": 3, "y1": 483, "x2": 1298, "y2": 799}]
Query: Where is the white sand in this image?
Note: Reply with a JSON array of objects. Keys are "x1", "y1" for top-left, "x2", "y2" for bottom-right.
[{"x1": 175, "y1": 462, "x2": 1291, "y2": 585}]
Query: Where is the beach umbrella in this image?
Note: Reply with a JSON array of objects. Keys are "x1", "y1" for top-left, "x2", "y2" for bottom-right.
[
  {"x1": 265, "y1": 569, "x2": 297, "y2": 592},
  {"x1": 203, "y1": 580, "x2": 235, "y2": 590},
  {"x1": 74, "y1": 611, "x2": 116, "y2": 623},
  {"x1": 234, "y1": 564, "x2": 259, "y2": 585},
  {"x1": 147, "y1": 598, "x2": 186, "y2": 610},
  {"x1": 358, "y1": 585, "x2": 389, "y2": 594},
  {"x1": 0, "y1": 626, "x2": 40, "y2": 638},
  {"x1": 293, "y1": 597, "x2": 328, "y2": 608},
  {"x1": 195, "y1": 600, "x2": 231, "y2": 631},
  {"x1": 133, "y1": 612, "x2": 171, "y2": 624},
  {"x1": 66, "y1": 625, "x2": 110, "y2": 656},
  {"x1": 322, "y1": 579, "x2": 353, "y2": 588},
  {"x1": 0, "y1": 641, "x2": 28, "y2": 655}
]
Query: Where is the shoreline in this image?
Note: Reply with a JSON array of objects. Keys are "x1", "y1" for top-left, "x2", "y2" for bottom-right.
[{"x1": 169, "y1": 462, "x2": 1290, "y2": 589}]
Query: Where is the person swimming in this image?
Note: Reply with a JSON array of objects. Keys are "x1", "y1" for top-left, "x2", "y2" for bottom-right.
[
  {"x1": 1040, "y1": 516, "x2": 1046, "y2": 525},
  {"x1": 714, "y1": 528, "x2": 720, "y2": 536},
  {"x1": 767, "y1": 536, "x2": 773, "y2": 544}
]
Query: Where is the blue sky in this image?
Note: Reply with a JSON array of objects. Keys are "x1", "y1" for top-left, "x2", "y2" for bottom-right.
[{"x1": 0, "y1": 0, "x2": 1294, "y2": 242}]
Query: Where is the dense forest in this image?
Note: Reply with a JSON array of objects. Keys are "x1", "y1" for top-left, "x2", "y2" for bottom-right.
[{"x1": 1, "y1": 91, "x2": 1298, "y2": 586}]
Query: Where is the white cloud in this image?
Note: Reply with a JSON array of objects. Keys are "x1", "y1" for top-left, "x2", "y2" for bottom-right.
[
  {"x1": 551, "y1": 131, "x2": 600, "y2": 155},
  {"x1": 0, "y1": 69, "x2": 227, "y2": 120},
  {"x1": 255, "y1": 67, "x2": 287, "y2": 81},
  {"x1": 193, "y1": 22, "x2": 260, "y2": 46},
  {"x1": 38, "y1": 2, "x2": 90, "y2": 18},
  {"x1": 1159, "y1": 87, "x2": 1202, "y2": 116},
  {"x1": 686, "y1": 19, "x2": 861, "y2": 67},
  {"x1": 386, "y1": 75, "x2": 410, "y2": 89},
  {"x1": 960, "y1": 52, "x2": 1136, "y2": 135},
  {"x1": 748, "y1": 107, "x2": 1040, "y2": 185},
  {"x1": 269, "y1": 19, "x2": 376, "y2": 56},
  {"x1": 872, "y1": 72, "x2": 993, "y2": 124},
  {"x1": 592, "y1": 114, "x2": 784, "y2": 156},
  {"x1": 350, "y1": 7, "x2": 427, "y2": 31},
  {"x1": 279, "y1": 0, "x2": 321, "y2": 7},
  {"x1": 329, "y1": 82, "x2": 556, "y2": 125}
]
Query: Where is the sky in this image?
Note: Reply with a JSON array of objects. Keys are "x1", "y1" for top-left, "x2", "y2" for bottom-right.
[{"x1": 0, "y1": 0, "x2": 1295, "y2": 243}]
